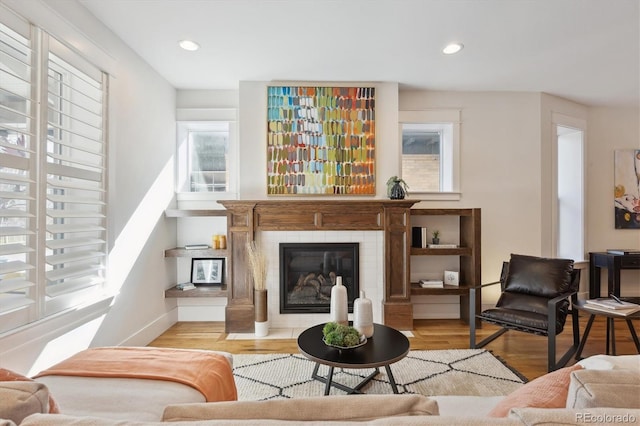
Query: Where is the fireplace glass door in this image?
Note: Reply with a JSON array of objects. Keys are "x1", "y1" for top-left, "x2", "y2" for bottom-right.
[{"x1": 279, "y1": 243, "x2": 359, "y2": 314}]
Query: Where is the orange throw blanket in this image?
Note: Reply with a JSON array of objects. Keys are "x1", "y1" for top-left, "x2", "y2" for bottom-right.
[{"x1": 34, "y1": 347, "x2": 237, "y2": 402}]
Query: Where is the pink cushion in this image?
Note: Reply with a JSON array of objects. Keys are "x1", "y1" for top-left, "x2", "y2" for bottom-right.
[
  {"x1": 487, "y1": 364, "x2": 583, "y2": 417},
  {"x1": 0, "y1": 368, "x2": 60, "y2": 414}
]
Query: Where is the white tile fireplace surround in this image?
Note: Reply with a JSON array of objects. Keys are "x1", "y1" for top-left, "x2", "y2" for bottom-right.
[{"x1": 259, "y1": 230, "x2": 384, "y2": 329}]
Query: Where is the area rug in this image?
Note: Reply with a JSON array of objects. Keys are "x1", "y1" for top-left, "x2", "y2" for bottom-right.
[{"x1": 233, "y1": 349, "x2": 526, "y2": 400}]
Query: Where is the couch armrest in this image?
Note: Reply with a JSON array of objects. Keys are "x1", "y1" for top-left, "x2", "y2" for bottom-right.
[{"x1": 163, "y1": 394, "x2": 438, "y2": 422}]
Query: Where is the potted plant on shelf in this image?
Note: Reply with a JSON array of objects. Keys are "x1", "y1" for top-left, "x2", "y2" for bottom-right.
[
  {"x1": 386, "y1": 176, "x2": 409, "y2": 200},
  {"x1": 246, "y1": 241, "x2": 268, "y2": 337},
  {"x1": 432, "y1": 230, "x2": 440, "y2": 244}
]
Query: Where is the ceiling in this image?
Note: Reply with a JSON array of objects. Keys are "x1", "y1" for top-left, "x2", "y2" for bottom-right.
[{"x1": 78, "y1": 0, "x2": 639, "y2": 108}]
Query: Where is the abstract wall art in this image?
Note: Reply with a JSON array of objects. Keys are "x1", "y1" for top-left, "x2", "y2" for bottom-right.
[
  {"x1": 614, "y1": 149, "x2": 640, "y2": 229},
  {"x1": 266, "y1": 86, "x2": 375, "y2": 195}
]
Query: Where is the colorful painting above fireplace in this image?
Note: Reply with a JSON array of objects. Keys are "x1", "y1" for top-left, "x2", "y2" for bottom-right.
[{"x1": 266, "y1": 85, "x2": 375, "y2": 195}]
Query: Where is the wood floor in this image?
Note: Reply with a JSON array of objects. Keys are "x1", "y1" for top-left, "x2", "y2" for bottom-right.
[{"x1": 148, "y1": 314, "x2": 640, "y2": 381}]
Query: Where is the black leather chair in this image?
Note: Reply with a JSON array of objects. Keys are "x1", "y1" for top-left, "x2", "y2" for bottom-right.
[{"x1": 469, "y1": 254, "x2": 580, "y2": 372}]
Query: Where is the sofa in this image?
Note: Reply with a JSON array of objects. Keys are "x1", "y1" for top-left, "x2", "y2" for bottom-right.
[{"x1": 2, "y1": 352, "x2": 639, "y2": 425}]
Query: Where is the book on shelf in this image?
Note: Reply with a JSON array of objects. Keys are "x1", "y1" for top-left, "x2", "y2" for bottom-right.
[
  {"x1": 427, "y1": 244, "x2": 458, "y2": 249},
  {"x1": 606, "y1": 249, "x2": 640, "y2": 255},
  {"x1": 176, "y1": 283, "x2": 197, "y2": 291},
  {"x1": 419, "y1": 279, "x2": 444, "y2": 288},
  {"x1": 184, "y1": 244, "x2": 210, "y2": 250},
  {"x1": 411, "y1": 227, "x2": 428, "y2": 248},
  {"x1": 584, "y1": 298, "x2": 640, "y2": 316}
]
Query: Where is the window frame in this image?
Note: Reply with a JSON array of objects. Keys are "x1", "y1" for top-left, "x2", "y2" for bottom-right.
[
  {"x1": 551, "y1": 113, "x2": 586, "y2": 262},
  {"x1": 398, "y1": 110, "x2": 461, "y2": 201},
  {"x1": 176, "y1": 115, "x2": 238, "y2": 202}
]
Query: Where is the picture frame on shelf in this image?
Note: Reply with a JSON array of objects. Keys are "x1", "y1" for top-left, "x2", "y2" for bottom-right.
[
  {"x1": 191, "y1": 258, "x2": 225, "y2": 285},
  {"x1": 444, "y1": 270, "x2": 459, "y2": 286}
]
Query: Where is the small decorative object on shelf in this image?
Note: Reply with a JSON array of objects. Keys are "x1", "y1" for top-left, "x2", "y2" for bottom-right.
[
  {"x1": 176, "y1": 282, "x2": 196, "y2": 291},
  {"x1": 431, "y1": 230, "x2": 440, "y2": 244},
  {"x1": 386, "y1": 176, "x2": 408, "y2": 200},
  {"x1": 184, "y1": 244, "x2": 209, "y2": 250},
  {"x1": 330, "y1": 276, "x2": 348, "y2": 325},
  {"x1": 247, "y1": 241, "x2": 269, "y2": 337},
  {"x1": 212, "y1": 234, "x2": 227, "y2": 249},
  {"x1": 353, "y1": 290, "x2": 374, "y2": 338}
]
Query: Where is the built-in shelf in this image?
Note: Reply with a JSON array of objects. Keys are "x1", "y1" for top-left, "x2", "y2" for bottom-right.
[
  {"x1": 410, "y1": 247, "x2": 472, "y2": 256},
  {"x1": 410, "y1": 283, "x2": 474, "y2": 296},
  {"x1": 164, "y1": 248, "x2": 228, "y2": 258},
  {"x1": 165, "y1": 285, "x2": 227, "y2": 298},
  {"x1": 409, "y1": 208, "x2": 481, "y2": 325}
]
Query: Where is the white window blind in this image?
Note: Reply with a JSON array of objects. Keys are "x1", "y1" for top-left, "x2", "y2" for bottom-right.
[
  {"x1": 0, "y1": 17, "x2": 37, "y2": 333},
  {"x1": 0, "y1": 7, "x2": 108, "y2": 333}
]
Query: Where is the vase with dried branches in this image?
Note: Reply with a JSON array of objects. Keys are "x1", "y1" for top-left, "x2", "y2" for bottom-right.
[{"x1": 246, "y1": 241, "x2": 268, "y2": 337}]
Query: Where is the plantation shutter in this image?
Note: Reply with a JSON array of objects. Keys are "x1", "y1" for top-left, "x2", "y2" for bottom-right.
[
  {"x1": 44, "y1": 36, "x2": 107, "y2": 314},
  {"x1": 0, "y1": 5, "x2": 109, "y2": 332},
  {"x1": 0, "y1": 13, "x2": 37, "y2": 333}
]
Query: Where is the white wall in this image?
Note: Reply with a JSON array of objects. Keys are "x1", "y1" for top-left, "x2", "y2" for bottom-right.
[
  {"x1": 586, "y1": 107, "x2": 640, "y2": 296},
  {"x1": 0, "y1": 0, "x2": 178, "y2": 373},
  {"x1": 400, "y1": 91, "x2": 542, "y2": 306}
]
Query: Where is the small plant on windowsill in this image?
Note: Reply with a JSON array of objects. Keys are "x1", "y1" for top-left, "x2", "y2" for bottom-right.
[{"x1": 432, "y1": 230, "x2": 440, "y2": 245}]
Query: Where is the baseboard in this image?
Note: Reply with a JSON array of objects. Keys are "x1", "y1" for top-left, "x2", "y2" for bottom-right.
[{"x1": 119, "y1": 308, "x2": 178, "y2": 346}]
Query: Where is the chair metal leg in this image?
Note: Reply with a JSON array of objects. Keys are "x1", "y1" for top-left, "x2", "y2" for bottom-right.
[
  {"x1": 474, "y1": 328, "x2": 508, "y2": 348},
  {"x1": 547, "y1": 304, "x2": 579, "y2": 372}
]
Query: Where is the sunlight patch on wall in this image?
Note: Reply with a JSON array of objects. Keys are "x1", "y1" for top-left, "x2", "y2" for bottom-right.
[{"x1": 107, "y1": 158, "x2": 175, "y2": 294}]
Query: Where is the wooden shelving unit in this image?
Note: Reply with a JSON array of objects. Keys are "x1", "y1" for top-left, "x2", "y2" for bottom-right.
[
  {"x1": 409, "y1": 208, "x2": 481, "y2": 324},
  {"x1": 164, "y1": 209, "x2": 229, "y2": 297}
]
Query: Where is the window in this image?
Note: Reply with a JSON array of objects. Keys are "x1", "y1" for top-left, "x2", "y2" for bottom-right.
[
  {"x1": 176, "y1": 120, "x2": 237, "y2": 199},
  {"x1": 0, "y1": 10, "x2": 108, "y2": 334},
  {"x1": 553, "y1": 116, "x2": 585, "y2": 261},
  {"x1": 399, "y1": 110, "x2": 460, "y2": 200}
]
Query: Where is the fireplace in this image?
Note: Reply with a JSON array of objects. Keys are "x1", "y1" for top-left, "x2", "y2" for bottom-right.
[{"x1": 280, "y1": 243, "x2": 359, "y2": 314}]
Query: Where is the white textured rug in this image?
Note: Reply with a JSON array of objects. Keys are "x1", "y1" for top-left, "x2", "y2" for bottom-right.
[{"x1": 233, "y1": 349, "x2": 526, "y2": 400}]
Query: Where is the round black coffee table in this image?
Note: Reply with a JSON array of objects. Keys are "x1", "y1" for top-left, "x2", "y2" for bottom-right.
[{"x1": 297, "y1": 323, "x2": 410, "y2": 395}]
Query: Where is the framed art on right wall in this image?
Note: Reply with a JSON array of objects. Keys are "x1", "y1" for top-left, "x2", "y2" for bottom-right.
[{"x1": 614, "y1": 149, "x2": 640, "y2": 229}]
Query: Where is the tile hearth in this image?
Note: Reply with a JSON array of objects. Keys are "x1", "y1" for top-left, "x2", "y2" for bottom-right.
[{"x1": 226, "y1": 328, "x2": 414, "y2": 340}]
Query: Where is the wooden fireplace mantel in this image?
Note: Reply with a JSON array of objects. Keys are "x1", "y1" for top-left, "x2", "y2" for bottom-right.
[{"x1": 218, "y1": 199, "x2": 418, "y2": 332}]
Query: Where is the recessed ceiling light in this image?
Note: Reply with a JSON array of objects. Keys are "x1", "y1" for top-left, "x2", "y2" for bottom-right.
[
  {"x1": 442, "y1": 43, "x2": 464, "y2": 55},
  {"x1": 179, "y1": 40, "x2": 200, "y2": 51}
]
